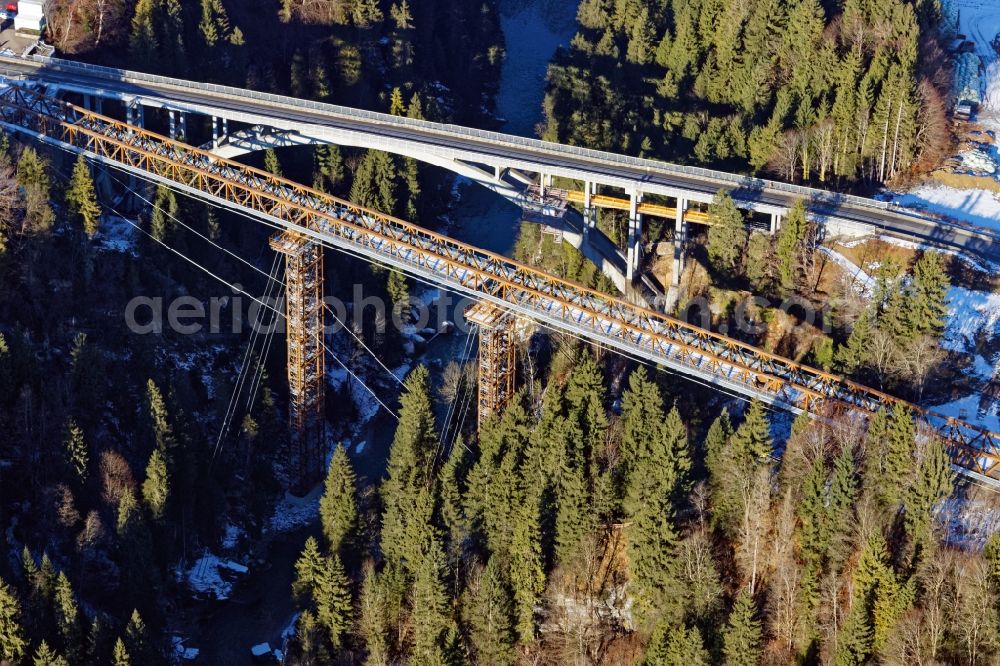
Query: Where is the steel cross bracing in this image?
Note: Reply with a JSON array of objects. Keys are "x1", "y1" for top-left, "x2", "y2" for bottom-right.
[
  {"x1": 269, "y1": 231, "x2": 326, "y2": 486},
  {"x1": 1, "y1": 83, "x2": 998, "y2": 483},
  {"x1": 465, "y1": 303, "x2": 517, "y2": 428}
]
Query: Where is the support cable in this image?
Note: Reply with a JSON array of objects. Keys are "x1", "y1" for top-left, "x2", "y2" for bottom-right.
[
  {"x1": 213, "y1": 254, "x2": 283, "y2": 460},
  {"x1": 110, "y1": 167, "x2": 406, "y2": 391},
  {"x1": 96, "y1": 196, "x2": 400, "y2": 422}
]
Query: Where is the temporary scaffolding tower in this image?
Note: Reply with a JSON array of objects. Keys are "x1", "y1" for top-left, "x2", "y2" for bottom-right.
[{"x1": 269, "y1": 231, "x2": 325, "y2": 487}]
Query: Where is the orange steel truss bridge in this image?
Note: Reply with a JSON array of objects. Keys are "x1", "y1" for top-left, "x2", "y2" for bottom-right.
[{"x1": 1, "y1": 82, "x2": 998, "y2": 487}]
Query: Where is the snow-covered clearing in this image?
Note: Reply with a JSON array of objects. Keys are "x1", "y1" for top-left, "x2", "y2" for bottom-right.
[{"x1": 891, "y1": 184, "x2": 1000, "y2": 231}]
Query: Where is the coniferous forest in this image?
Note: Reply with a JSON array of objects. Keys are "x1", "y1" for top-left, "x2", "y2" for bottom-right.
[
  {"x1": 0, "y1": 0, "x2": 997, "y2": 665},
  {"x1": 542, "y1": 0, "x2": 954, "y2": 186}
]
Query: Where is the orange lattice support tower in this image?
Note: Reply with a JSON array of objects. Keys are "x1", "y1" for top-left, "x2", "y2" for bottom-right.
[
  {"x1": 269, "y1": 231, "x2": 326, "y2": 488},
  {"x1": 465, "y1": 302, "x2": 517, "y2": 429}
]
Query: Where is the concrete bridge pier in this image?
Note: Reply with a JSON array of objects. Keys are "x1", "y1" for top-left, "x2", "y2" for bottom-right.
[
  {"x1": 583, "y1": 181, "x2": 596, "y2": 241},
  {"x1": 627, "y1": 190, "x2": 643, "y2": 282},
  {"x1": 126, "y1": 101, "x2": 145, "y2": 129},
  {"x1": 168, "y1": 110, "x2": 177, "y2": 140},
  {"x1": 770, "y1": 212, "x2": 781, "y2": 234},
  {"x1": 672, "y1": 197, "x2": 688, "y2": 286}
]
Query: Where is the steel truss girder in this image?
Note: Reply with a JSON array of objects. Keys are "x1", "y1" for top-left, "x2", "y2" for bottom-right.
[{"x1": 1, "y1": 83, "x2": 997, "y2": 482}]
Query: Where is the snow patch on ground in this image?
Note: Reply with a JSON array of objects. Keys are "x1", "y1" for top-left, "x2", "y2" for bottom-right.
[
  {"x1": 931, "y1": 285, "x2": 1000, "y2": 429},
  {"x1": 891, "y1": 185, "x2": 1000, "y2": 231},
  {"x1": 818, "y1": 246, "x2": 874, "y2": 294},
  {"x1": 938, "y1": 497, "x2": 1000, "y2": 549},
  {"x1": 944, "y1": 285, "x2": 1000, "y2": 352},
  {"x1": 328, "y1": 365, "x2": 382, "y2": 425},
  {"x1": 267, "y1": 484, "x2": 323, "y2": 534},
  {"x1": 183, "y1": 552, "x2": 249, "y2": 600},
  {"x1": 840, "y1": 234, "x2": 999, "y2": 273},
  {"x1": 98, "y1": 215, "x2": 138, "y2": 254},
  {"x1": 171, "y1": 637, "x2": 199, "y2": 661},
  {"x1": 220, "y1": 522, "x2": 242, "y2": 550}
]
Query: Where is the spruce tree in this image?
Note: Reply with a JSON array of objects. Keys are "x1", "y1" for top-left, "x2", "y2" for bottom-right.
[
  {"x1": 313, "y1": 144, "x2": 345, "y2": 192},
  {"x1": 837, "y1": 310, "x2": 872, "y2": 375},
  {"x1": 292, "y1": 536, "x2": 325, "y2": 602},
  {"x1": 439, "y1": 439, "x2": 468, "y2": 569},
  {"x1": 907, "y1": 251, "x2": 949, "y2": 337},
  {"x1": 410, "y1": 536, "x2": 454, "y2": 664},
  {"x1": 467, "y1": 557, "x2": 516, "y2": 665},
  {"x1": 620, "y1": 368, "x2": 664, "y2": 473},
  {"x1": 827, "y1": 445, "x2": 858, "y2": 569},
  {"x1": 706, "y1": 190, "x2": 748, "y2": 277},
  {"x1": 389, "y1": 87, "x2": 407, "y2": 116},
  {"x1": 381, "y1": 366, "x2": 438, "y2": 570},
  {"x1": 148, "y1": 185, "x2": 178, "y2": 243},
  {"x1": 508, "y1": 489, "x2": 545, "y2": 643},
  {"x1": 554, "y1": 440, "x2": 591, "y2": 563},
  {"x1": 775, "y1": 200, "x2": 808, "y2": 292},
  {"x1": 123, "y1": 610, "x2": 153, "y2": 666},
  {"x1": 903, "y1": 439, "x2": 953, "y2": 546},
  {"x1": 141, "y1": 448, "x2": 169, "y2": 522},
  {"x1": 387, "y1": 271, "x2": 410, "y2": 316},
  {"x1": 732, "y1": 400, "x2": 772, "y2": 466},
  {"x1": 115, "y1": 489, "x2": 154, "y2": 606},
  {"x1": 63, "y1": 419, "x2": 88, "y2": 484},
  {"x1": 314, "y1": 554, "x2": 352, "y2": 649},
  {"x1": 129, "y1": 0, "x2": 159, "y2": 71},
  {"x1": 67, "y1": 154, "x2": 101, "y2": 238},
  {"x1": 723, "y1": 589, "x2": 763, "y2": 666},
  {"x1": 643, "y1": 622, "x2": 710, "y2": 665},
  {"x1": 744, "y1": 231, "x2": 772, "y2": 291},
  {"x1": 32, "y1": 641, "x2": 68, "y2": 666},
  {"x1": 0, "y1": 577, "x2": 26, "y2": 665},
  {"x1": 53, "y1": 572, "x2": 81, "y2": 663},
  {"x1": 112, "y1": 638, "x2": 130, "y2": 666},
  {"x1": 350, "y1": 150, "x2": 399, "y2": 216},
  {"x1": 319, "y1": 445, "x2": 357, "y2": 555},
  {"x1": 625, "y1": 407, "x2": 686, "y2": 624},
  {"x1": 797, "y1": 456, "x2": 830, "y2": 566},
  {"x1": 263, "y1": 149, "x2": 283, "y2": 177},
  {"x1": 146, "y1": 379, "x2": 176, "y2": 456},
  {"x1": 704, "y1": 408, "x2": 733, "y2": 486}
]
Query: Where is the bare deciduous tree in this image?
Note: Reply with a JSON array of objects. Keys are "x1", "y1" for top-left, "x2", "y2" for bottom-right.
[{"x1": 737, "y1": 465, "x2": 772, "y2": 595}]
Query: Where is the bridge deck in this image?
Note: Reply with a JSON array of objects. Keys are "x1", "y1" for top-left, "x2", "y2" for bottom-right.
[{"x1": 0, "y1": 81, "x2": 997, "y2": 484}]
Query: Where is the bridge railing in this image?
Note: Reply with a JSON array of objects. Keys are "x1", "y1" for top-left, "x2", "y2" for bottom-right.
[
  {"x1": 0, "y1": 54, "x2": 949, "y2": 220},
  {"x1": 1, "y1": 81, "x2": 998, "y2": 483}
]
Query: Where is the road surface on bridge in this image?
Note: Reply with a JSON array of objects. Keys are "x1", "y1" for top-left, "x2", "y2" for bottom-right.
[{"x1": 1, "y1": 55, "x2": 998, "y2": 261}]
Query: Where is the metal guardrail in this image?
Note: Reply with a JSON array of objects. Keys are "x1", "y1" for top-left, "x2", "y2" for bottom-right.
[
  {"x1": 2, "y1": 80, "x2": 998, "y2": 483},
  {"x1": 0, "y1": 54, "x2": 949, "y2": 217},
  {"x1": 6, "y1": 54, "x2": 1000, "y2": 250}
]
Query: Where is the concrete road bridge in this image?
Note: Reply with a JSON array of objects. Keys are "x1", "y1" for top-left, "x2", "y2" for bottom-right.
[
  {"x1": 1, "y1": 54, "x2": 998, "y2": 305},
  {"x1": 0, "y1": 80, "x2": 997, "y2": 488}
]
